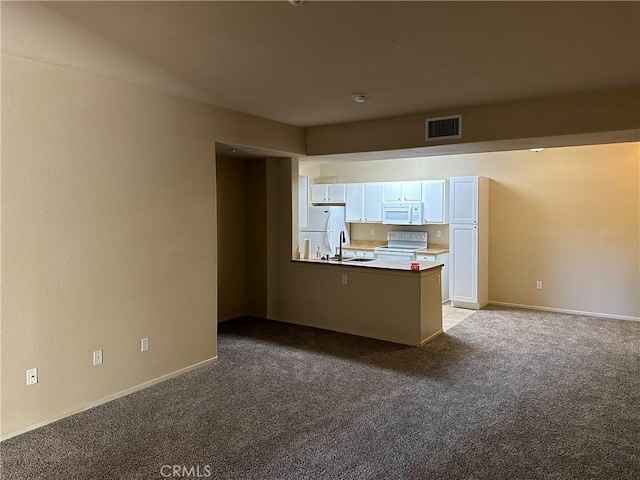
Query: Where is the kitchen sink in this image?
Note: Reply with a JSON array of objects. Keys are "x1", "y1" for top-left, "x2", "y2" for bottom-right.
[{"x1": 345, "y1": 257, "x2": 377, "y2": 263}]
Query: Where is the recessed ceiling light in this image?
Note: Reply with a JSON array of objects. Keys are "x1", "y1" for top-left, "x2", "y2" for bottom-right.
[
  {"x1": 288, "y1": 0, "x2": 304, "y2": 6},
  {"x1": 529, "y1": 147, "x2": 545, "y2": 153},
  {"x1": 352, "y1": 93, "x2": 368, "y2": 104}
]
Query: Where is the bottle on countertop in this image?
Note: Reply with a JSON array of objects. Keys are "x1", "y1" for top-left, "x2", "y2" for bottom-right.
[{"x1": 316, "y1": 246, "x2": 321, "y2": 259}]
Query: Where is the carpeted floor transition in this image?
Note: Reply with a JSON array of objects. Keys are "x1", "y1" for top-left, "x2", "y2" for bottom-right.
[{"x1": 1, "y1": 305, "x2": 639, "y2": 479}]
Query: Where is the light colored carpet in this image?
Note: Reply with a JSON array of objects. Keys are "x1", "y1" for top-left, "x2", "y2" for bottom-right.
[{"x1": 1, "y1": 306, "x2": 639, "y2": 479}]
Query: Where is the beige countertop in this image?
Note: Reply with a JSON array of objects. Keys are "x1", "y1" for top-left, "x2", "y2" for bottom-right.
[
  {"x1": 344, "y1": 241, "x2": 449, "y2": 255},
  {"x1": 292, "y1": 257, "x2": 443, "y2": 273},
  {"x1": 414, "y1": 244, "x2": 449, "y2": 255}
]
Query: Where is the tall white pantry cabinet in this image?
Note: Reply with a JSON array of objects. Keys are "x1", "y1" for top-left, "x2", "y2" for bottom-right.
[{"x1": 449, "y1": 176, "x2": 489, "y2": 309}]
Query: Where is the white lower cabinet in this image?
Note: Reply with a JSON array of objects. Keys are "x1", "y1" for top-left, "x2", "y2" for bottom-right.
[
  {"x1": 342, "y1": 249, "x2": 375, "y2": 259},
  {"x1": 449, "y1": 224, "x2": 478, "y2": 306},
  {"x1": 342, "y1": 249, "x2": 357, "y2": 259},
  {"x1": 415, "y1": 252, "x2": 449, "y2": 302}
]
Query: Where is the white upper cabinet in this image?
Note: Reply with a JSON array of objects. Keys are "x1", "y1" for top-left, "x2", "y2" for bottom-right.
[
  {"x1": 310, "y1": 184, "x2": 346, "y2": 204},
  {"x1": 299, "y1": 175, "x2": 309, "y2": 228},
  {"x1": 328, "y1": 184, "x2": 346, "y2": 203},
  {"x1": 345, "y1": 182, "x2": 383, "y2": 223},
  {"x1": 363, "y1": 183, "x2": 383, "y2": 222},
  {"x1": 310, "y1": 184, "x2": 326, "y2": 203},
  {"x1": 345, "y1": 184, "x2": 364, "y2": 222},
  {"x1": 383, "y1": 181, "x2": 422, "y2": 202},
  {"x1": 450, "y1": 176, "x2": 478, "y2": 224},
  {"x1": 383, "y1": 182, "x2": 402, "y2": 202},
  {"x1": 422, "y1": 180, "x2": 449, "y2": 224},
  {"x1": 402, "y1": 181, "x2": 423, "y2": 201}
]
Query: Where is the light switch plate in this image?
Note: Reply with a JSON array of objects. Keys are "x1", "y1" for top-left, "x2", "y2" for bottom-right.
[
  {"x1": 26, "y1": 368, "x2": 38, "y2": 385},
  {"x1": 93, "y1": 349, "x2": 103, "y2": 366}
]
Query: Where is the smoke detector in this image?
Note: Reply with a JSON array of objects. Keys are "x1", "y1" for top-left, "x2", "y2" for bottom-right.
[{"x1": 352, "y1": 93, "x2": 368, "y2": 104}]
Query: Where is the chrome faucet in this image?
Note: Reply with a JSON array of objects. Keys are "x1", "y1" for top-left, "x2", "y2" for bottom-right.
[{"x1": 338, "y1": 230, "x2": 346, "y2": 261}]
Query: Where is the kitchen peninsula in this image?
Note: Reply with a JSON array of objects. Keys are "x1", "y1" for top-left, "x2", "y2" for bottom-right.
[{"x1": 291, "y1": 257, "x2": 443, "y2": 346}]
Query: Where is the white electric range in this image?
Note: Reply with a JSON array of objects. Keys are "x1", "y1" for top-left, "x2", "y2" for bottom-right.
[{"x1": 374, "y1": 231, "x2": 428, "y2": 261}]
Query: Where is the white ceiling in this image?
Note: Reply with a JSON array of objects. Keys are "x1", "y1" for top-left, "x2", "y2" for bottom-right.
[{"x1": 43, "y1": 1, "x2": 639, "y2": 129}]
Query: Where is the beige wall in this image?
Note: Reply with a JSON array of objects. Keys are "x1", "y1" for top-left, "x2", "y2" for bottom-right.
[
  {"x1": 216, "y1": 157, "x2": 247, "y2": 322},
  {"x1": 216, "y1": 157, "x2": 270, "y2": 321},
  {"x1": 245, "y1": 159, "x2": 268, "y2": 318},
  {"x1": 1, "y1": 55, "x2": 215, "y2": 436},
  {"x1": 0, "y1": 52, "x2": 304, "y2": 438},
  {"x1": 266, "y1": 158, "x2": 296, "y2": 319},
  {"x1": 349, "y1": 223, "x2": 450, "y2": 246},
  {"x1": 310, "y1": 143, "x2": 640, "y2": 319}
]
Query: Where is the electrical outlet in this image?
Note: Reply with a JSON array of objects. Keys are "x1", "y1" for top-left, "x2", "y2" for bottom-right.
[
  {"x1": 141, "y1": 337, "x2": 149, "y2": 352},
  {"x1": 370, "y1": 228, "x2": 375, "y2": 236},
  {"x1": 93, "y1": 349, "x2": 103, "y2": 366},
  {"x1": 436, "y1": 230, "x2": 442, "y2": 238},
  {"x1": 342, "y1": 274, "x2": 348, "y2": 285},
  {"x1": 536, "y1": 281, "x2": 543, "y2": 290},
  {"x1": 26, "y1": 368, "x2": 38, "y2": 386}
]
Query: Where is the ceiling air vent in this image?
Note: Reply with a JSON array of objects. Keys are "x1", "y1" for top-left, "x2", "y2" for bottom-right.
[{"x1": 425, "y1": 115, "x2": 462, "y2": 141}]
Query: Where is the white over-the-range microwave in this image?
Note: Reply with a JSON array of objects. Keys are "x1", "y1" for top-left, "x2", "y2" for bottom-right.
[{"x1": 381, "y1": 202, "x2": 423, "y2": 225}]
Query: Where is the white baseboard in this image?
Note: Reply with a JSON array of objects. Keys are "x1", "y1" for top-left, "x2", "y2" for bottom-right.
[
  {"x1": 488, "y1": 301, "x2": 639, "y2": 322},
  {"x1": 1, "y1": 356, "x2": 218, "y2": 442},
  {"x1": 420, "y1": 329, "x2": 444, "y2": 345},
  {"x1": 451, "y1": 300, "x2": 481, "y2": 310}
]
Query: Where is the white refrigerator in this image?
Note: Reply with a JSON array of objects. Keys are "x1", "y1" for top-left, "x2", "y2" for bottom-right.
[{"x1": 299, "y1": 206, "x2": 350, "y2": 258}]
